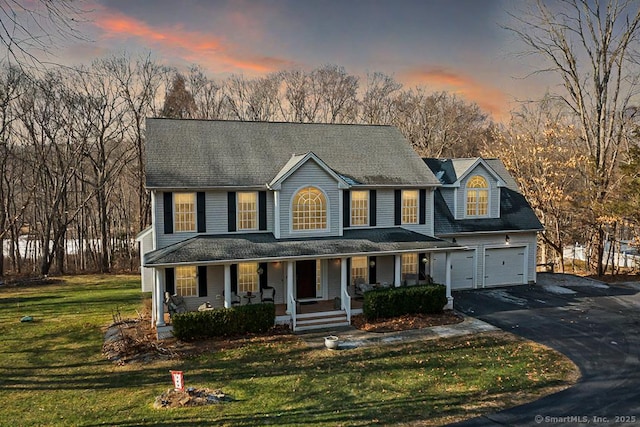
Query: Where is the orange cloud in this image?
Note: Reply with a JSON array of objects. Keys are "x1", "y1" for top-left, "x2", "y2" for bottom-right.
[
  {"x1": 91, "y1": 5, "x2": 292, "y2": 75},
  {"x1": 401, "y1": 66, "x2": 509, "y2": 121}
]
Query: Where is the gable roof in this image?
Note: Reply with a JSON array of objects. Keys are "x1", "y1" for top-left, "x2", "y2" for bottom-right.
[
  {"x1": 424, "y1": 158, "x2": 519, "y2": 191},
  {"x1": 145, "y1": 119, "x2": 440, "y2": 189},
  {"x1": 268, "y1": 151, "x2": 350, "y2": 190}
]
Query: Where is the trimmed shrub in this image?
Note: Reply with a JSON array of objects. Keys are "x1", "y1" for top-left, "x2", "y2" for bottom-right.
[
  {"x1": 172, "y1": 303, "x2": 276, "y2": 341},
  {"x1": 362, "y1": 284, "x2": 447, "y2": 321}
]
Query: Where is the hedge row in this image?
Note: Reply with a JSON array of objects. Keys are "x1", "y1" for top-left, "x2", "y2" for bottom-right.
[
  {"x1": 172, "y1": 303, "x2": 276, "y2": 341},
  {"x1": 362, "y1": 284, "x2": 447, "y2": 320}
]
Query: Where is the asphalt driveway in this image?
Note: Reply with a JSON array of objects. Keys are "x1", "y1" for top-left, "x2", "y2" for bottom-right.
[{"x1": 451, "y1": 273, "x2": 640, "y2": 426}]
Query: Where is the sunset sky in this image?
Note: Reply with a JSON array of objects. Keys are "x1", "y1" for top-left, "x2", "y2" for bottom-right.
[{"x1": 55, "y1": 0, "x2": 555, "y2": 121}]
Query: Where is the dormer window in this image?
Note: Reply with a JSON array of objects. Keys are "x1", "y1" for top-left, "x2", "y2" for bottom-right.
[
  {"x1": 292, "y1": 186, "x2": 327, "y2": 230},
  {"x1": 466, "y1": 175, "x2": 488, "y2": 217}
]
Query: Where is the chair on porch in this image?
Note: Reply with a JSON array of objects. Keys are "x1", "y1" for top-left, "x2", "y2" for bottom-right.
[
  {"x1": 223, "y1": 291, "x2": 242, "y2": 306},
  {"x1": 261, "y1": 286, "x2": 276, "y2": 303},
  {"x1": 165, "y1": 292, "x2": 187, "y2": 318},
  {"x1": 353, "y1": 277, "x2": 367, "y2": 299}
]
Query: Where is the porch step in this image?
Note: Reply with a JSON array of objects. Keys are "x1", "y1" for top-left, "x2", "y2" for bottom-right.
[{"x1": 295, "y1": 311, "x2": 350, "y2": 332}]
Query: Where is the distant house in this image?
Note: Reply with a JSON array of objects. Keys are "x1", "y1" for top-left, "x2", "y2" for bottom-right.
[{"x1": 137, "y1": 119, "x2": 542, "y2": 336}]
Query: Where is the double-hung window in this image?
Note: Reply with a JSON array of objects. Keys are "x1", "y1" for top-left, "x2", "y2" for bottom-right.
[
  {"x1": 238, "y1": 262, "x2": 259, "y2": 293},
  {"x1": 350, "y1": 190, "x2": 368, "y2": 226},
  {"x1": 351, "y1": 256, "x2": 368, "y2": 284},
  {"x1": 401, "y1": 190, "x2": 418, "y2": 224},
  {"x1": 401, "y1": 253, "x2": 418, "y2": 284},
  {"x1": 237, "y1": 192, "x2": 257, "y2": 230},
  {"x1": 175, "y1": 266, "x2": 197, "y2": 296},
  {"x1": 174, "y1": 193, "x2": 196, "y2": 232}
]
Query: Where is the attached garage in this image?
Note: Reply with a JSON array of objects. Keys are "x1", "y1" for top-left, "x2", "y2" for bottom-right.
[
  {"x1": 484, "y1": 246, "x2": 526, "y2": 287},
  {"x1": 431, "y1": 250, "x2": 476, "y2": 290}
]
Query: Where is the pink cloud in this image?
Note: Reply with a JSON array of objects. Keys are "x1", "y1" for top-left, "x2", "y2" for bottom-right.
[
  {"x1": 91, "y1": 5, "x2": 292, "y2": 75},
  {"x1": 401, "y1": 66, "x2": 509, "y2": 120}
]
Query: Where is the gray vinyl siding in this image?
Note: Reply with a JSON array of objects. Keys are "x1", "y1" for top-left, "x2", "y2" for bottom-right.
[
  {"x1": 327, "y1": 259, "x2": 342, "y2": 299},
  {"x1": 181, "y1": 265, "x2": 225, "y2": 311},
  {"x1": 375, "y1": 255, "x2": 395, "y2": 285},
  {"x1": 279, "y1": 161, "x2": 341, "y2": 239},
  {"x1": 455, "y1": 165, "x2": 500, "y2": 219},
  {"x1": 156, "y1": 191, "x2": 198, "y2": 249},
  {"x1": 375, "y1": 189, "x2": 395, "y2": 227}
]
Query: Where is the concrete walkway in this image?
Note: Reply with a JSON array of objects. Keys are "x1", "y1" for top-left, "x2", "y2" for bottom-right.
[{"x1": 299, "y1": 315, "x2": 498, "y2": 350}]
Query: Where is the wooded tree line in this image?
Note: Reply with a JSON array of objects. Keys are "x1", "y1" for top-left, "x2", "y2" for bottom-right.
[{"x1": 0, "y1": 0, "x2": 639, "y2": 278}]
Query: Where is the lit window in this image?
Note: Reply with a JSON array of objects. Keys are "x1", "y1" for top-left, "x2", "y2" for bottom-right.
[
  {"x1": 466, "y1": 176, "x2": 488, "y2": 217},
  {"x1": 350, "y1": 191, "x2": 368, "y2": 226},
  {"x1": 292, "y1": 186, "x2": 327, "y2": 230},
  {"x1": 401, "y1": 253, "x2": 418, "y2": 284},
  {"x1": 174, "y1": 193, "x2": 196, "y2": 232},
  {"x1": 238, "y1": 262, "x2": 259, "y2": 294},
  {"x1": 316, "y1": 260, "x2": 322, "y2": 294},
  {"x1": 176, "y1": 266, "x2": 197, "y2": 296},
  {"x1": 351, "y1": 256, "x2": 368, "y2": 284},
  {"x1": 402, "y1": 190, "x2": 418, "y2": 224},
  {"x1": 237, "y1": 192, "x2": 257, "y2": 230}
]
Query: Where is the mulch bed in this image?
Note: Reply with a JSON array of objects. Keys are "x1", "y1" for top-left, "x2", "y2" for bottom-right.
[{"x1": 351, "y1": 311, "x2": 464, "y2": 333}]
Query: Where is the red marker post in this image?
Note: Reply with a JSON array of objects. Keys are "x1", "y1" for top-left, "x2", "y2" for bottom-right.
[{"x1": 170, "y1": 370, "x2": 184, "y2": 391}]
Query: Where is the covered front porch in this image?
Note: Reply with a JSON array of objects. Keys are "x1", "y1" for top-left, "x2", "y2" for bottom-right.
[{"x1": 145, "y1": 228, "x2": 460, "y2": 333}]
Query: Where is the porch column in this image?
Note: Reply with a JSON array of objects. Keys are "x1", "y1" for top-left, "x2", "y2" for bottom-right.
[
  {"x1": 223, "y1": 264, "x2": 231, "y2": 308},
  {"x1": 151, "y1": 269, "x2": 157, "y2": 327},
  {"x1": 340, "y1": 257, "x2": 348, "y2": 307},
  {"x1": 286, "y1": 261, "x2": 294, "y2": 314},
  {"x1": 444, "y1": 251, "x2": 453, "y2": 309},
  {"x1": 394, "y1": 254, "x2": 402, "y2": 286},
  {"x1": 155, "y1": 268, "x2": 165, "y2": 327}
]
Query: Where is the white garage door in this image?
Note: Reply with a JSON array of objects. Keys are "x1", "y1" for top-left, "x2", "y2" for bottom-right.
[
  {"x1": 431, "y1": 250, "x2": 476, "y2": 290},
  {"x1": 484, "y1": 247, "x2": 526, "y2": 286},
  {"x1": 451, "y1": 250, "x2": 476, "y2": 290}
]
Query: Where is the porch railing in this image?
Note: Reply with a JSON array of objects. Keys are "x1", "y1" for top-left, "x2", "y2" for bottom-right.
[
  {"x1": 342, "y1": 287, "x2": 351, "y2": 324},
  {"x1": 289, "y1": 293, "x2": 297, "y2": 331}
]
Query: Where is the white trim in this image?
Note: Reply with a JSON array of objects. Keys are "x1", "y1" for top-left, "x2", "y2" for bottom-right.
[
  {"x1": 338, "y1": 189, "x2": 343, "y2": 236},
  {"x1": 453, "y1": 158, "x2": 506, "y2": 188},
  {"x1": 269, "y1": 152, "x2": 350, "y2": 190},
  {"x1": 274, "y1": 190, "x2": 281, "y2": 239}
]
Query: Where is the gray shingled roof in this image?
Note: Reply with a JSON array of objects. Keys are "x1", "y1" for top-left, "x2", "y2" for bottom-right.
[
  {"x1": 143, "y1": 228, "x2": 457, "y2": 266},
  {"x1": 433, "y1": 188, "x2": 543, "y2": 235},
  {"x1": 423, "y1": 158, "x2": 520, "y2": 191},
  {"x1": 145, "y1": 119, "x2": 440, "y2": 188}
]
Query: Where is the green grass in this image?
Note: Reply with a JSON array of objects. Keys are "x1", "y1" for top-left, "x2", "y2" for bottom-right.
[{"x1": 0, "y1": 275, "x2": 578, "y2": 426}]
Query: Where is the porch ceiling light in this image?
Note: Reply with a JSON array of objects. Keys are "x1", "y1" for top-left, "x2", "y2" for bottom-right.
[
  {"x1": 256, "y1": 267, "x2": 264, "y2": 275},
  {"x1": 421, "y1": 257, "x2": 428, "y2": 264},
  {"x1": 369, "y1": 260, "x2": 376, "y2": 268}
]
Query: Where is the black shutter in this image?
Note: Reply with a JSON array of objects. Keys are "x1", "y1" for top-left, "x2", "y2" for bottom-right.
[
  {"x1": 165, "y1": 268, "x2": 175, "y2": 295},
  {"x1": 369, "y1": 190, "x2": 377, "y2": 227},
  {"x1": 419, "y1": 189, "x2": 426, "y2": 225},
  {"x1": 163, "y1": 192, "x2": 173, "y2": 234},
  {"x1": 258, "y1": 191, "x2": 267, "y2": 230},
  {"x1": 419, "y1": 253, "x2": 427, "y2": 280},
  {"x1": 197, "y1": 192, "x2": 206, "y2": 232},
  {"x1": 230, "y1": 264, "x2": 238, "y2": 293},
  {"x1": 394, "y1": 190, "x2": 402, "y2": 226},
  {"x1": 343, "y1": 191, "x2": 351, "y2": 228},
  {"x1": 198, "y1": 266, "x2": 208, "y2": 297},
  {"x1": 259, "y1": 262, "x2": 268, "y2": 289},
  {"x1": 227, "y1": 192, "x2": 237, "y2": 232},
  {"x1": 346, "y1": 258, "x2": 352, "y2": 286},
  {"x1": 369, "y1": 256, "x2": 377, "y2": 283}
]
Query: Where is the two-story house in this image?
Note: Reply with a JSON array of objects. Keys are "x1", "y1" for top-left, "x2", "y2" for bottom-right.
[{"x1": 137, "y1": 118, "x2": 542, "y2": 335}]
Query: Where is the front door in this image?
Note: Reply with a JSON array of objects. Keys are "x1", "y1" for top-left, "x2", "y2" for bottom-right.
[{"x1": 296, "y1": 260, "x2": 316, "y2": 299}]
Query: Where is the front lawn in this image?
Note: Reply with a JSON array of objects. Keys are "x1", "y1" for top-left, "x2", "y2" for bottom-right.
[{"x1": 0, "y1": 275, "x2": 578, "y2": 426}]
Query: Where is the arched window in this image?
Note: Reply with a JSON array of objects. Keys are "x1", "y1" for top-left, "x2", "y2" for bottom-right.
[
  {"x1": 466, "y1": 175, "x2": 488, "y2": 217},
  {"x1": 292, "y1": 186, "x2": 327, "y2": 230}
]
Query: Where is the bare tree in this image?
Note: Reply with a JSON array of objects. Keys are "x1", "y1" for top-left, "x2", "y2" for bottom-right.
[
  {"x1": 0, "y1": 0, "x2": 88, "y2": 69},
  {"x1": 161, "y1": 73, "x2": 196, "y2": 119},
  {"x1": 508, "y1": 0, "x2": 640, "y2": 275},
  {"x1": 360, "y1": 72, "x2": 402, "y2": 125}
]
